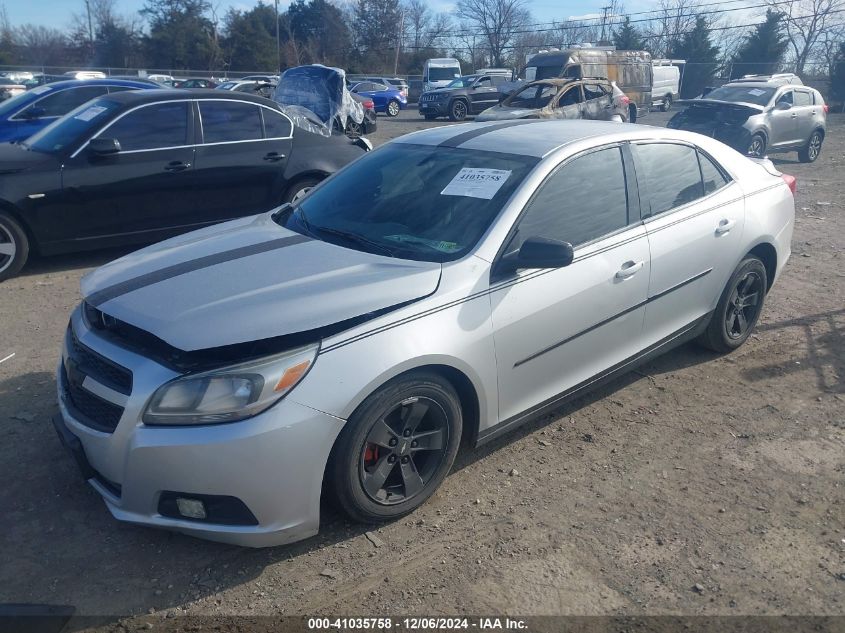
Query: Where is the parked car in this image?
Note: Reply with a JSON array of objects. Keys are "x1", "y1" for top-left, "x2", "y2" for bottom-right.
[
  {"x1": 52, "y1": 120, "x2": 794, "y2": 547},
  {"x1": 0, "y1": 77, "x2": 26, "y2": 101},
  {"x1": 63, "y1": 71, "x2": 107, "y2": 80},
  {"x1": 477, "y1": 78, "x2": 630, "y2": 123},
  {"x1": 104, "y1": 76, "x2": 169, "y2": 87},
  {"x1": 668, "y1": 80, "x2": 827, "y2": 161},
  {"x1": 0, "y1": 79, "x2": 155, "y2": 144},
  {"x1": 351, "y1": 76, "x2": 409, "y2": 100},
  {"x1": 418, "y1": 73, "x2": 513, "y2": 121},
  {"x1": 0, "y1": 89, "x2": 370, "y2": 280},
  {"x1": 147, "y1": 74, "x2": 175, "y2": 84},
  {"x1": 241, "y1": 75, "x2": 280, "y2": 83},
  {"x1": 350, "y1": 81, "x2": 406, "y2": 116},
  {"x1": 216, "y1": 80, "x2": 276, "y2": 99},
  {"x1": 174, "y1": 77, "x2": 217, "y2": 89}
]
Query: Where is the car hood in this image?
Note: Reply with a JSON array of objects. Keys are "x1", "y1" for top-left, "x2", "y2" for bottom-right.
[
  {"x1": 476, "y1": 106, "x2": 538, "y2": 121},
  {"x1": 81, "y1": 213, "x2": 442, "y2": 352},
  {"x1": 676, "y1": 98, "x2": 765, "y2": 114},
  {"x1": 0, "y1": 142, "x2": 56, "y2": 174}
]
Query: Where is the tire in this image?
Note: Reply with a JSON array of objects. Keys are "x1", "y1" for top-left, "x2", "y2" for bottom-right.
[
  {"x1": 386, "y1": 99, "x2": 401, "y2": 117},
  {"x1": 661, "y1": 95, "x2": 672, "y2": 112},
  {"x1": 329, "y1": 371, "x2": 463, "y2": 524},
  {"x1": 345, "y1": 119, "x2": 363, "y2": 139},
  {"x1": 747, "y1": 133, "x2": 766, "y2": 158},
  {"x1": 283, "y1": 176, "x2": 322, "y2": 204},
  {"x1": 0, "y1": 211, "x2": 29, "y2": 282},
  {"x1": 628, "y1": 104, "x2": 638, "y2": 123},
  {"x1": 448, "y1": 99, "x2": 468, "y2": 122},
  {"x1": 423, "y1": 113, "x2": 437, "y2": 121},
  {"x1": 798, "y1": 130, "x2": 823, "y2": 163},
  {"x1": 697, "y1": 257, "x2": 767, "y2": 353}
]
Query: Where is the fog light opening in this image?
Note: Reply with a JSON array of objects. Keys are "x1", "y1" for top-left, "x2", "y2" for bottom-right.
[{"x1": 176, "y1": 497, "x2": 207, "y2": 519}]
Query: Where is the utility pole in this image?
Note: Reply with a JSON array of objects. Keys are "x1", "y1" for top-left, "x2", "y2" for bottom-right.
[
  {"x1": 274, "y1": 0, "x2": 281, "y2": 73},
  {"x1": 85, "y1": 0, "x2": 94, "y2": 61},
  {"x1": 393, "y1": 7, "x2": 405, "y2": 76},
  {"x1": 598, "y1": 5, "x2": 611, "y2": 43}
]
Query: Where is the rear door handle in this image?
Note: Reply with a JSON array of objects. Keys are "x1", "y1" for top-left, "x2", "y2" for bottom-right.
[
  {"x1": 615, "y1": 260, "x2": 644, "y2": 279},
  {"x1": 263, "y1": 152, "x2": 285, "y2": 162},
  {"x1": 715, "y1": 218, "x2": 736, "y2": 235},
  {"x1": 164, "y1": 161, "x2": 190, "y2": 172}
]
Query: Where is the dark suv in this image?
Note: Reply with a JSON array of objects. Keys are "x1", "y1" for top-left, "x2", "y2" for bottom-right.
[{"x1": 418, "y1": 74, "x2": 511, "y2": 121}]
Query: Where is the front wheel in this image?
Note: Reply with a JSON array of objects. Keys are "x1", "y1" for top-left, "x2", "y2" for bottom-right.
[
  {"x1": 283, "y1": 176, "x2": 322, "y2": 204},
  {"x1": 329, "y1": 371, "x2": 463, "y2": 523},
  {"x1": 386, "y1": 99, "x2": 401, "y2": 117},
  {"x1": 798, "y1": 130, "x2": 823, "y2": 163},
  {"x1": 661, "y1": 95, "x2": 672, "y2": 112},
  {"x1": 0, "y1": 211, "x2": 29, "y2": 282},
  {"x1": 448, "y1": 100, "x2": 468, "y2": 121},
  {"x1": 747, "y1": 133, "x2": 766, "y2": 158},
  {"x1": 697, "y1": 257, "x2": 767, "y2": 353}
]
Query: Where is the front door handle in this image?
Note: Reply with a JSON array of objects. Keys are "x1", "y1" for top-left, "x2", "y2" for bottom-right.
[
  {"x1": 263, "y1": 152, "x2": 285, "y2": 162},
  {"x1": 164, "y1": 161, "x2": 190, "y2": 172},
  {"x1": 615, "y1": 260, "x2": 644, "y2": 279},
  {"x1": 715, "y1": 218, "x2": 736, "y2": 235}
]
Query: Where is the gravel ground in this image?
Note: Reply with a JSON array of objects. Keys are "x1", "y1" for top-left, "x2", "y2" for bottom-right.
[{"x1": 0, "y1": 109, "x2": 843, "y2": 629}]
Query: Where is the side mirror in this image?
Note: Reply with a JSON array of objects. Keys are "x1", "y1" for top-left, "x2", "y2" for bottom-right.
[
  {"x1": 88, "y1": 137, "x2": 121, "y2": 156},
  {"x1": 776, "y1": 101, "x2": 792, "y2": 111},
  {"x1": 497, "y1": 236, "x2": 574, "y2": 277}
]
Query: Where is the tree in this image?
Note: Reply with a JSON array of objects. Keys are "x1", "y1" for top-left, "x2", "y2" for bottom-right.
[
  {"x1": 15, "y1": 25, "x2": 67, "y2": 65},
  {"x1": 285, "y1": 0, "x2": 352, "y2": 68},
  {"x1": 454, "y1": 0, "x2": 532, "y2": 67},
  {"x1": 0, "y1": 3, "x2": 15, "y2": 64},
  {"x1": 140, "y1": 0, "x2": 218, "y2": 70},
  {"x1": 223, "y1": 5, "x2": 277, "y2": 71},
  {"x1": 729, "y1": 10, "x2": 788, "y2": 78},
  {"x1": 765, "y1": 0, "x2": 845, "y2": 77},
  {"x1": 613, "y1": 16, "x2": 646, "y2": 50},
  {"x1": 351, "y1": 0, "x2": 402, "y2": 71},
  {"x1": 831, "y1": 40, "x2": 845, "y2": 105},
  {"x1": 671, "y1": 15, "x2": 719, "y2": 98}
]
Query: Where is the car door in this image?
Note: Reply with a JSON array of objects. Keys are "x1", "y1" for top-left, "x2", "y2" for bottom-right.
[
  {"x1": 769, "y1": 89, "x2": 798, "y2": 147},
  {"x1": 468, "y1": 76, "x2": 498, "y2": 113},
  {"x1": 631, "y1": 142, "x2": 745, "y2": 346},
  {"x1": 191, "y1": 100, "x2": 293, "y2": 222},
  {"x1": 489, "y1": 145, "x2": 650, "y2": 422},
  {"x1": 550, "y1": 84, "x2": 583, "y2": 119},
  {"x1": 791, "y1": 88, "x2": 816, "y2": 144},
  {"x1": 59, "y1": 99, "x2": 198, "y2": 244},
  {"x1": 581, "y1": 81, "x2": 614, "y2": 120}
]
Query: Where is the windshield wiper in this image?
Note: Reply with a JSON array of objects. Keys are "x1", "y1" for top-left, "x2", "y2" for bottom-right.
[{"x1": 310, "y1": 224, "x2": 397, "y2": 258}]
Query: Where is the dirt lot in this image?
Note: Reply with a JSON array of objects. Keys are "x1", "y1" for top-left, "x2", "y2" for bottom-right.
[{"x1": 0, "y1": 109, "x2": 843, "y2": 629}]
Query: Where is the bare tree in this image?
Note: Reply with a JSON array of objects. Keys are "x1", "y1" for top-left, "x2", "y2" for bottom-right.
[
  {"x1": 643, "y1": 0, "x2": 703, "y2": 57},
  {"x1": 15, "y1": 24, "x2": 67, "y2": 65},
  {"x1": 454, "y1": 0, "x2": 532, "y2": 67},
  {"x1": 404, "y1": 0, "x2": 451, "y2": 50},
  {"x1": 765, "y1": 0, "x2": 845, "y2": 76}
]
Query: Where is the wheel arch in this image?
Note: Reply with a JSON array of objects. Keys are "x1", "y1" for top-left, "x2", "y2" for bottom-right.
[
  {"x1": 283, "y1": 170, "x2": 329, "y2": 197},
  {"x1": 746, "y1": 242, "x2": 777, "y2": 292}
]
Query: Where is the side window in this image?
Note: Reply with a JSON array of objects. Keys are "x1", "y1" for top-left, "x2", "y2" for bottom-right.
[
  {"x1": 475, "y1": 77, "x2": 492, "y2": 88},
  {"x1": 777, "y1": 90, "x2": 793, "y2": 105},
  {"x1": 98, "y1": 101, "x2": 189, "y2": 151},
  {"x1": 19, "y1": 86, "x2": 108, "y2": 118},
  {"x1": 583, "y1": 83, "x2": 608, "y2": 101},
  {"x1": 515, "y1": 147, "x2": 629, "y2": 248},
  {"x1": 372, "y1": 83, "x2": 389, "y2": 92},
  {"x1": 107, "y1": 86, "x2": 138, "y2": 94},
  {"x1": 632, "y1": 143, "x2": 704, "y2": 216},
  {"x1": 698, "y1": 151, "x2": 730, "y2": 195},
  {"x1": 556, "y1": 86, "x2": 583, "y2": 107},
  {"x1": 793, "y1": 90, "x2": 811, "y2": 106},
  {"x1": 200, "y1": 101, "x2": 262, "y2": 143},
  {"x1": 536, "y1": 85, "x2": 558, "y2": 108},
  {"x1": 262, "y1": 108, "x2": 292, "y2": 138}
]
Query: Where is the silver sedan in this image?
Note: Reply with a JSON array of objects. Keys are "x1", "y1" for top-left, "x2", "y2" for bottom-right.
[{"x1": 54, "y1": 120, "x2": 795, "y2": 547}]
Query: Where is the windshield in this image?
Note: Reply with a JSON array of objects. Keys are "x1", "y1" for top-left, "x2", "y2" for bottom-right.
[
  {"x1": 504, "y1": 83, "x2": 558, "y2": 109},
  {"x1": 23, "y1": 98, "x2": 121, "y2": 154},
  {"x1": 0, "y1": 88, "x2": 42, "y2": 117},
  {"x1": 445, "y1": 76, "x2": 478, "y2": 88},
  {"x1": 703, "y1": 85, "x2": 775, "y2": 106},
  {"x1": 428, "y1": 67, "x2": 460, "y2": 81},
  {"x1": 278, "y1": 144, "x2": 538, "y2": 262}
]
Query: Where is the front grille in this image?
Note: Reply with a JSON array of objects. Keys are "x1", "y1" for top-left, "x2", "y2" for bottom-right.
[
  {"x1": 61, "y1": 365, "x2": 124, "y2": 433},
  {"x1": 68, "y1": 326, "x2": 132, "y2": 395},
  {"x1": 421, "y1": 94, "x2": 440, "y2": 102}
]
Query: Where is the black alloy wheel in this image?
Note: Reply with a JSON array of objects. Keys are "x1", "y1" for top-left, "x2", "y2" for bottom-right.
[
  {"x1": 449, "y1": 99, "x2": 468, "y2": 121},
  {"x1": 698, "y1": 257, "x2": 768, "y2": 353},
  {"x1": 747, "y1": 133, "x2": 766, "y2": 158},
  {"x1": 798, "y1": 130, "x2": 823, "y2": 163},
  {"x1": 330, "y1": 371, "x2": 462, "y2": 523}
]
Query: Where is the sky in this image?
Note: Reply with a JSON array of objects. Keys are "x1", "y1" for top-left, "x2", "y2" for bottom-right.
[{"x1": 4, "y1": 0, "x2": 657, "y2": 31}]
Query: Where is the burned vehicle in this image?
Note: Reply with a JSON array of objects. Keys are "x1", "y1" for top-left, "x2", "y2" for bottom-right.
[
  {"x1": 668, "y1": 80, "x2": 827, "y2": 162},
  {"x1": 477, "y1": 78, "x2": 629, "y2": 123},
  {"x1": 273, "y1": 65, "x2": 376, "y2": 139}
]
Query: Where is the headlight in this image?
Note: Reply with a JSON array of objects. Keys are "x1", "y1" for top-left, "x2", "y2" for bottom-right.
[{"x1": 143, "y1": 343, "x2": 318, "y2": 425}]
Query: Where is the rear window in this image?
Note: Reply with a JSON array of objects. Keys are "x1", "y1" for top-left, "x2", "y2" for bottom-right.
[{"x1": 705, "y1": 85, "x2": 776, "y2": 106}]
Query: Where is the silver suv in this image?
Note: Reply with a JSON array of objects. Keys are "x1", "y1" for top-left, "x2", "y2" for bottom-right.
[{"x1": 669, "y1": 78, "x2": 827, "y2": 162}]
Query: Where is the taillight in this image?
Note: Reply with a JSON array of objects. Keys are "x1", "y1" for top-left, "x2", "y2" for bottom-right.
[
  {"x1": 823, "y1": 104, "x2": 829, "y2": 114},
  {"x1": 364, "y1": 99, "x2": 374, "y2": 110},
  {"x1": 781, "y1": 173, "x2": 796, "y2": 195},
  {"x1": 621, "y1": 95, "x2": 630, "y2": 105}
]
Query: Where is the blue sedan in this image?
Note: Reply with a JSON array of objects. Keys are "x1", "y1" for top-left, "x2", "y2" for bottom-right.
[
  {"x1": 350, "y1": 81, "x2": 407, "y2": 117},
  {"x1": 0, "y1": 79, "x2": 156, "y2": 143}
]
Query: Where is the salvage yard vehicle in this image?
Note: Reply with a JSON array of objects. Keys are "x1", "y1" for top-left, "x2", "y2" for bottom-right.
[
  {"x1": 668, "y1": 79, "x2": 827, "y2": 161},
  {"x1": 0, "y1": 79, "x2": 155, "y2": 143},
  {"x1": 0, "y1": 89, "x2": 369, "y2": 281},
  {"x1": 476, "y1": 77, "x2": 629, "y2": 122},
  {"x1": 350, "y1": 81, "x2": 406, "y2": 117},
  {"x1": 53, "y1": 120, "x2": 795, "y2": 547},
  {"x1": 418, "y1": 73, "x2": 513, "y2": 121}
]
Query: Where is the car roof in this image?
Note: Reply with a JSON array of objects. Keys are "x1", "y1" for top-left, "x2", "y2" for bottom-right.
[
  {"x1": 33, "y1": 78, "x2": 156, "y2": 90},
  {"x1": 393, "y1": 120, "x2": 705, "y2": 158},
  {"x1": 98, "y1": 88, "x2": 279, "y2": 106}
]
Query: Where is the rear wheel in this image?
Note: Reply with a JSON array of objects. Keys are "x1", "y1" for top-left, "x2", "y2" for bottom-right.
[
  {"x1": 448, "y1": 99, "x2": 468, "y2": 121},
  {"x1": 0, "y1": 211, "x2": 29, "y2": 282},
  {"x1": 661, "y1": 95, "x2": 672, "y2": 112},
  {"x1": 345, "y1": 119, "x2": 363, "y2": 139},
  {"x1": 697, "y1": 257, "x2": 767, "y2": 353},
  {"x1": 628, "y1": 103, "x2": 638, "y2": 123},
  {"x1": 283, "y1": 176, "x2": 322, "y2": 204},
  {"x1": 798, "y1": 130, "x2": 823, "y2": 163},
  {"x1": 330, "y1": 371, "x2": 462, "y2": 523},
  {"x1": 386, "y1": 99, "x2": 401, "y2": 117},
  {"x1": 747, "y1": 133, "x2": 766, "y2": 158}
]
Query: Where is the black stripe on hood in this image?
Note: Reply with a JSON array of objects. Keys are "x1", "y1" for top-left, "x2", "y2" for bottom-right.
[{"x1": 87, "y1": 234, "x2": 312, "y2": 307}]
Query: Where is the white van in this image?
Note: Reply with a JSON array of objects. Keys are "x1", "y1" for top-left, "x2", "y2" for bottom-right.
[
  {"x1": 423, "y1": 58, "x2": 461, "y2": 91},
  {"x1": 652, "y1": 61, "x2": 682, "y2": 111},
  {"x1": 475, "y1": 67, "x2": 514, "y2": 80}
]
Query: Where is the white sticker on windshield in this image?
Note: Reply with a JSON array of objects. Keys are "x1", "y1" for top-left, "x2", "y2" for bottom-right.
[
  {"x1": 441, "y1": 168, "x2": 512, "y2": 200},
  {"x1": 74, "y1": 105, "x2": 107, "y2": 122},
  {"x1": 748, "y1": 88, "x2": 766, "y2": 97}
]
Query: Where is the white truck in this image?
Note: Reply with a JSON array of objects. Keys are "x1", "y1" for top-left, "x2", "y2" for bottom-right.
[
  {"x1": 423, "y1": 58, "x2": 461, "y2": 92},
  {"x1": 652, "y1": 60, "x2": 684, "y2": 111}
]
